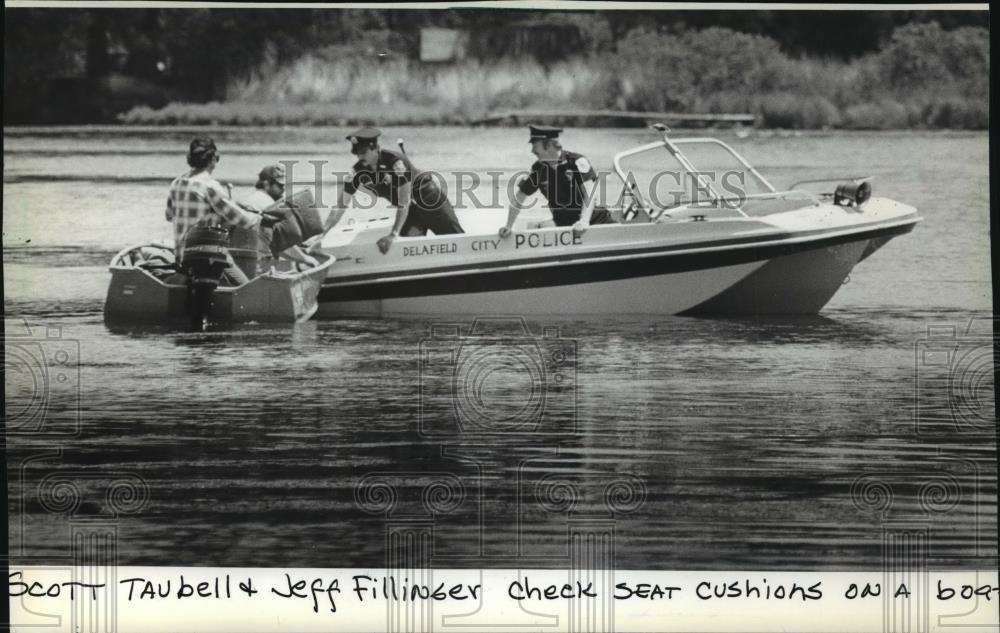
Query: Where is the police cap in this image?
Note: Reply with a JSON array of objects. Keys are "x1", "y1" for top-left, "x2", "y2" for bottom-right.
[
  {"x1": 528, "y1": 124, "x2": 562, "y2": 143},
  {"x1": 346, "y1": 127, "x2": 381, "y2": 154}
]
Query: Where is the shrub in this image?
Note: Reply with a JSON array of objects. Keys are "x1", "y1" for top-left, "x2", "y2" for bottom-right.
[
  {"x1": 681, "y1": 27, "x2": 783, "y2": 95},
  {"x1": 842, "y1": 100, "x2": 910, "y2": 129},
  {"x1": 873, "y1": 22, "x2": 990, "y2": 100},
  {"x1": 924, "y1": 98, "x2": 990, "y2": 129},
  {"x1": 607, "y1": 29, "x2": 699, "y2": 111},
  {"x1": 756, "y1": 93, "x2": 841, "y2": 129},
  {"x1": 118, "y1": 21, "x2": 988, "y2": 130}
]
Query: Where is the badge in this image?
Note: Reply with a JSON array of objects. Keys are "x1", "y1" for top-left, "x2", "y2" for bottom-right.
[
  {"x1": 392, "y1": 160, "x2": 406, "y2": 175},
  {"x1": 575, "y1": 157, "x2": 592, "y2": 173},
  {"x1": 349, "y1": 136, "x2": 358, "y2": 144}
]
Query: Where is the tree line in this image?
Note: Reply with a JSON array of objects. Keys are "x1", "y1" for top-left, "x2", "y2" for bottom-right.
[{"x1": 3, "y1": 8, "x2": 989, "y2": 124}]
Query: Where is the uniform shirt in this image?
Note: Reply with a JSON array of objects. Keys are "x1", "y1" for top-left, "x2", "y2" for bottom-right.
[
  {"x1": 344, "y1": 149, "x2": 415, "y2": 207},
  {"x1": 518, "y1": 150, "x2": 597, "y2": 215},
  {"x1": 165, "y1": 170, "x2": 260, "y2": 248},
  {"x1": 345, "y1": 149, "x2": 443, "y2": 210}
]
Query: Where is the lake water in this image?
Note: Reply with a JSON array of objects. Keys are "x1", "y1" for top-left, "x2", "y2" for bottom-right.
[{"x1": 4, "y1": 127, "x2": 995, "y2": 571}]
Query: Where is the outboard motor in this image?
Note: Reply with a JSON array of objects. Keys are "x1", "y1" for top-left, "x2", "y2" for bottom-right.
[{"x1": 179, "y1": 225, "x2": 230, "y2": 329}]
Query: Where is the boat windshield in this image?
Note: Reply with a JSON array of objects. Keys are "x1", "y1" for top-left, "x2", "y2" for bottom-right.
[{"x1": 613, "y1": 138, "x2": 775, "y2": 212}]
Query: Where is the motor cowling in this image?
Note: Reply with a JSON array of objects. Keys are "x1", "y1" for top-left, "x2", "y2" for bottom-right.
[{"x1": 834, "y1": 180, "x2": 872, "y2": 208}]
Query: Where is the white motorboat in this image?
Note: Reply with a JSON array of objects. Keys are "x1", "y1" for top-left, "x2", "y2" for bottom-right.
[{"x1": 315, "y1": 126, "x2": 920, "y2": 317}]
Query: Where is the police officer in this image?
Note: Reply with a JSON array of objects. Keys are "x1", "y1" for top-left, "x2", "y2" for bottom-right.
[
  {"x1": 499, "y1": 125, "x2": 616, "y2": 239},
  {"x1": 333, "y1": 127, "x2": 464, "y2": 254}
]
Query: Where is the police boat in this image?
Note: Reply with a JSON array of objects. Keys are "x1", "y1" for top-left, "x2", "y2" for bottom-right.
[
  {"x1": 314, "y1": 125, "x2": 920, "y2": 317},
  {"x1": 105, "y1": 193, "x2": 334, "y2": 328}
]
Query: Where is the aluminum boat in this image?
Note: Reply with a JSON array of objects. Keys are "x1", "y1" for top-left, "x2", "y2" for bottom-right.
[
  {"x1": 104, "y1": 243, "x2": 335, "y2": 326},
  {"x1": 313, "y1": 126, "x2": 920, "y2": 317}
]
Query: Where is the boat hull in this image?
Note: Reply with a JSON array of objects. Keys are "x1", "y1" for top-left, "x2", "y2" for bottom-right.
[
  {"x1": 104, "y1": 247, "x2": 334, "y2": 326},
  {"x1": 316, "y1": 205, "x2": 917, "y2": 318}
]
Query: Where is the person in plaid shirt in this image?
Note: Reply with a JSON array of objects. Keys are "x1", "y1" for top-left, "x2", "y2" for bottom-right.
[{"x1": 166, "y1": 137, "x2": 263, "y2": 283}]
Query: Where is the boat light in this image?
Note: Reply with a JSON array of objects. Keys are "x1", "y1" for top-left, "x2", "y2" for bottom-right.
[{"x1": 834, "y1": 180, "x2": 872, "y2": 208}]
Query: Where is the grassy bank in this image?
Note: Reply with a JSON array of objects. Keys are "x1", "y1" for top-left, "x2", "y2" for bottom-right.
[{"x1": 120, "y1": 22, "x2": 988, "y2": 130}]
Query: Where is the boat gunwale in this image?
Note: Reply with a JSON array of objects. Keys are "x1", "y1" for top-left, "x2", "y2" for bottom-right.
[{"x1": 108, "y1": 245, "x2": 336, "y2": 289}]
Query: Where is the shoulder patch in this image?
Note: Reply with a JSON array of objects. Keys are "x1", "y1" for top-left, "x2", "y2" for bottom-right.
[
  {"x1": 574, "y1": 156, "x2": 592, "y2": 173},
  {"x1": 392, "y1": 159, "x2": 407, "y2": 175}
]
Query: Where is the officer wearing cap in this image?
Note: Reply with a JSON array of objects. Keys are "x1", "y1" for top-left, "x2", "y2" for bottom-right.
[
  {"x1": 333, "y1": 127, "x2": 464, "y2": 254},
  {"x1": 499, "y1": 125, "x2": 616, "y2": 239}
]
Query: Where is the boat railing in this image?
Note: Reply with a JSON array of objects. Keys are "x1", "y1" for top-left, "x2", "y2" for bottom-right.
[
  {"x1": 110, "y1": 243, "x2": 174, "y2": 269},
  {"x1": 670, "y1": 137, "x2": 777, "y2": 193},
  {"x1": 613, "y1": 127, "x2": 788, "y2": 221},
  {"x1": 647, "y1": 189, "x2": 821, "y2": 223},
  {"x1": 681, "y1": 189, "x2": 820, "y2": 206},
  {"x1": 790, "y1": 176, "x2": 873, "y2": 190}
]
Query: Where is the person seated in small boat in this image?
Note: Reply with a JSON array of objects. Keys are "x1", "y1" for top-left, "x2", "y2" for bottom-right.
[
  {"x1": 499, "y1": 125, "x2": 616, "y2": 239},
  {"x1": 166, "y1": 136, "x2": 272, "y2": 284},
  {"x1": 238, "y1": 164, "x2": 318, "y2": 269},
  {"x1": 330, "y1": 127, "x2": 465, "y2": 255}
]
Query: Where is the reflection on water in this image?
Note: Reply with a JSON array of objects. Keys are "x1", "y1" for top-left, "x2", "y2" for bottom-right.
[
  {"x1": 4, "y1": 129, "x2": 995, "y2": 570},
  {"x1": 6, "y1": 312, "x2": 995, "y2": 569}
]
